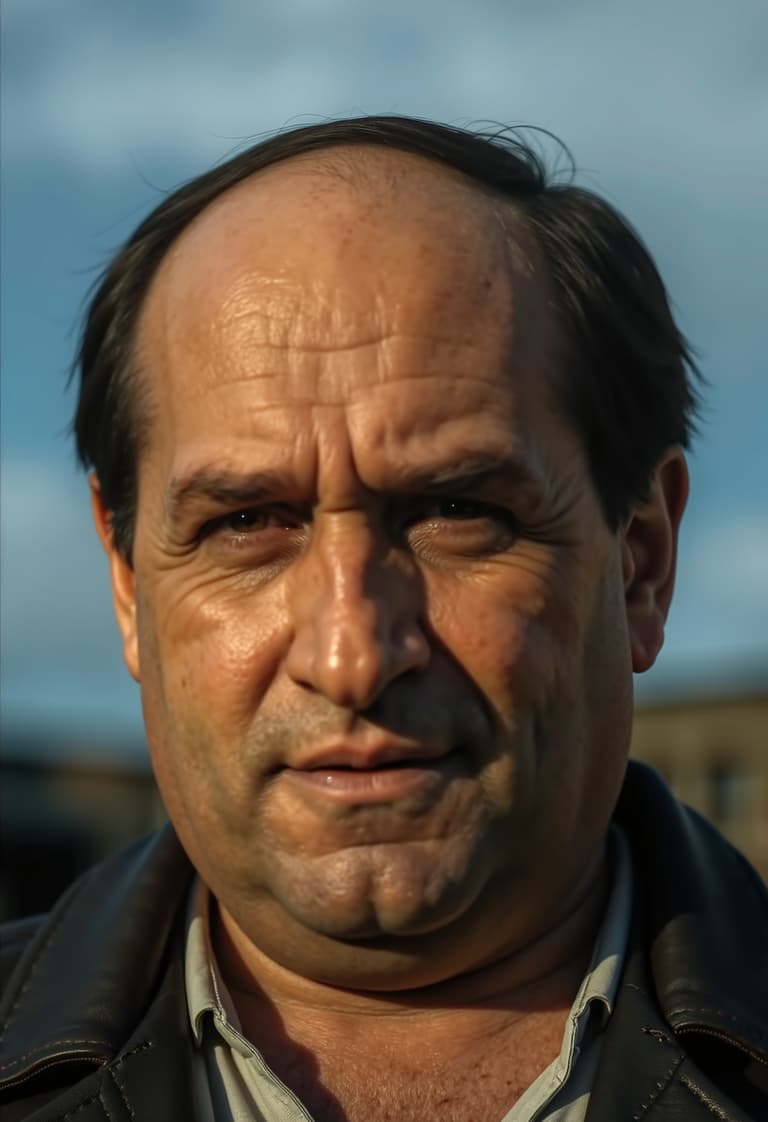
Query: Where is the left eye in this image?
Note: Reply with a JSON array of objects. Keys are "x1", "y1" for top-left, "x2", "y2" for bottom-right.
[
  {"x1": 398, "y1": 495, "x2": 521, "y2": 557},
  {"x1": 421, "y1": 498, "x2": 497, "y2": 521}
]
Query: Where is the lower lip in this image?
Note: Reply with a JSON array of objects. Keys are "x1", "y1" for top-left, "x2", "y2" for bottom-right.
[{"x1": 281, "y1": 757, "x2": 459, "y2": 804}]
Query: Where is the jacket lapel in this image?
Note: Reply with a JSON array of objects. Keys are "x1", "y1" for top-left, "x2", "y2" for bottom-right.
[
  {"x1": 7, "y1": 952, "x2": 200, "y2": 1122},
  {"x1": 587, "y1": 934, "x2": 698, "y2": 1121},
  {"x1": 100, "y1": 949, "x2": 201, "y2": 1122}
]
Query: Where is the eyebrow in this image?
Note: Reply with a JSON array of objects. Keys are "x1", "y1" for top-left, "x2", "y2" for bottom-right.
[
  {"x1": 166, "y1": 468, "x2": 295, "y2": 525},
  {"x1": 405, "y1": 453, "x2": 540, "y2": 492},
  {"x1": 166, "y1": 452, "x2": 541, "y2": 523}
]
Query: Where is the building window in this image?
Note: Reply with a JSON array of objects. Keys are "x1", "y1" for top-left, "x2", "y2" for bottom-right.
[{"x1": 709, "y1": 760, "x2": 747, "y2": 824}]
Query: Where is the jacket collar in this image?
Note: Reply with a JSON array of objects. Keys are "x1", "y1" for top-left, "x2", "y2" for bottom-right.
[{"x1": 614, "y1": 762, "x2": 768, "y2": 1063}]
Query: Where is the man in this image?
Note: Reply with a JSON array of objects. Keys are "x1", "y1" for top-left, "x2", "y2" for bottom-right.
[{"x1": 1, "y1": 116, "x2": 765, "y2": 1121}]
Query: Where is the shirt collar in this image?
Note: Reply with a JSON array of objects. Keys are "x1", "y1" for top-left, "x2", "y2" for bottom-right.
[
  {"x1": 571, "y1": 823, "x2": 633, "y2": 1028},
  {"x1": 184, "y1": 875, "x2": 244, "y2": 1048}
]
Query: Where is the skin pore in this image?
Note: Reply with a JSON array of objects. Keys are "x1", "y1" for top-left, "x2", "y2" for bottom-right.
[{"x1": 93, "y1": 148, "x2": 687, "y2": 1116}]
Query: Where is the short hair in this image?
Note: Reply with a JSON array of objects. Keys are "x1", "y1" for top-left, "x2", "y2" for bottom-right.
[{"x1": 72, "y1": 115, "x2": 700, "y2": 557}]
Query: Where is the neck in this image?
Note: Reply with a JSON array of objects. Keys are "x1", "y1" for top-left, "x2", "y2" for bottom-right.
[{"x1": 212, "y1": 847, "x2": 610, "y2": 1051}]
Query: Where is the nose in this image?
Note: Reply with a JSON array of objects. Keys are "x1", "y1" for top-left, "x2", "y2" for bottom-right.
[{"x1": 284, "y1": 515, "x2": 429, "y2": 710}]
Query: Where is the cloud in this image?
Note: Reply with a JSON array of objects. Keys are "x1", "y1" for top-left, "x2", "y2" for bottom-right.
[
  {"x1": 664, "y1": 513, "x2": 768, "y2": 662},
  {"x1": 3, "y1": 0, "x2": 766, "y2": 183},
  {"x1": 0, "y1": 456, "x2": 144, "y2": 735},
  {"x1": 4, "y1": 0, "x2": 766, "y2": 356},
  {"x1": 0, "y1": 458, "x2": 120, "y2": 662}
]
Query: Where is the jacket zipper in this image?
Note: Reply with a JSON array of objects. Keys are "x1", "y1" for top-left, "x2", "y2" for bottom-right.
[
  {"x1": 677, "y1": 1024, "x2": 768, "y2": 1068},
  {"x1": 0, "y1": 1053, "x2": 107, "y2": 1092}
]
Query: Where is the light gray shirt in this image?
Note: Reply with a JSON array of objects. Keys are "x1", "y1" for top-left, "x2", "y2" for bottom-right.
[{"x1": 186, "y1": 827, "x2": 632, "y2": 1122}]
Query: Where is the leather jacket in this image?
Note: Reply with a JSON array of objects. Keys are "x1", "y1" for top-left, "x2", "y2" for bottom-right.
[{"x1": 1, "y1": 761, "x2": 766, "y2": 1121}]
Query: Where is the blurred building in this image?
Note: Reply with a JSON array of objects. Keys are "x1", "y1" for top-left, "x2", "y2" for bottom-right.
[
  {"x1": 1, "y1": 684, "x2": 766, "y2": 920},
  {"x1": 1, "y1": 747, "x2": 164, "y2": 922},
  {"x1": 630, "y1": 686, "x2": 767, "y2": 879}
]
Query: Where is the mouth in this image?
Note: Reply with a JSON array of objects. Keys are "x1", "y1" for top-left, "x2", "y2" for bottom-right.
[
  {"x1": 291, "y1": 739, "x2": 455, "y2": 771},
  {"x1": 278, "y1": 745, "x2": 465, "y2": 805}
]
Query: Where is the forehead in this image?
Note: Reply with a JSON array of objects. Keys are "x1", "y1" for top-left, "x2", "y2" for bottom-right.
[{"x1": 135, "y1": 149, "x2": 564, "y2": 482}]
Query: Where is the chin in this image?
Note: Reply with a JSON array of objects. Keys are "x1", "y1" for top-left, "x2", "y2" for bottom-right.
[{"x1": 263, "y1": 837, "x2": 493, "y2": 941}]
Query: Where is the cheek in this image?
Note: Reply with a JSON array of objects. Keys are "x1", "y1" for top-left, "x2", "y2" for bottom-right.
[
  {"x1": 425, "y1": 559, "x2": 586, "y2": 720},
  {"x1": 132, "y1": 578, "x2": 290, "y2": 843},
  {"x1": 580, "y1": 569, "x2": 634, "y2": 737},
  {"x1": 138, "y1": 575, "x2": 287, "y2": 726}
]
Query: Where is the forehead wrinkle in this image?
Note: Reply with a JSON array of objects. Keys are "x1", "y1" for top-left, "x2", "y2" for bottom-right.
[
  {"x1": 133, "y1": 148, "x2": 566, "y2": 488},
  {"x1": 202, "y1": 266, "x2": 513, "y2": 357},
  {"x1": 139, "y1": 158, "x2": 537, "y2": 364}
]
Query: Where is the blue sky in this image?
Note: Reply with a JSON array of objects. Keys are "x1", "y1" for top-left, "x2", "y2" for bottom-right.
[{"x1": 2, "y1": 0, "x2": 767, "y2": 752}]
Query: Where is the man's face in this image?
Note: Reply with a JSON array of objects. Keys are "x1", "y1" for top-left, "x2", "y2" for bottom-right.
[{"x1": 103, "y1": 153, "x2": 647, "y2": 986}]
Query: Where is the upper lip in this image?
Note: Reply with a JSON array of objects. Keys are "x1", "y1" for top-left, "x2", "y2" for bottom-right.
[{"x1": 287, "y1": 740, "x2": 454, "y2": 771}]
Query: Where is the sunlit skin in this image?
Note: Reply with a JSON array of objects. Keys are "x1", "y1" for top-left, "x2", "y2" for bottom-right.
[{"x1": 93, "y1": 150, "x2": 687, "y2": 1108}]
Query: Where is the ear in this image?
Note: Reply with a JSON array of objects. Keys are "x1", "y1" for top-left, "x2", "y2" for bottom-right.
[
  {"x1": 621, "y1": 448, "x2": 689, "y2": 673},
  {"x1": 90, "y1": 476, "x2": 141, "y2": 682}
]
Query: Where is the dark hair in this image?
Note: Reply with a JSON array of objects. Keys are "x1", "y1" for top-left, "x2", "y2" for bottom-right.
[{"x1": 73, "y1": 115, "x2": 699, "y2": 557}]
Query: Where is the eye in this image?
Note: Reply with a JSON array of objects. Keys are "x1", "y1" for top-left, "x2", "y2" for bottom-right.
[
  {"x1": 422, "y1": 498, "x2": 498, "y2": 521},
  {"x1": 408, "y1": 496, "x2": 515, "y2": 525},
  {"x1": 201, "y1": 505, "x2": 304, "y2": 538},
  {"x1": 402, "y1": 496, "x2": 520, "y2": 556},
  {"x1": 221, "y1": 509, "x2": 272, "y2": 532}
]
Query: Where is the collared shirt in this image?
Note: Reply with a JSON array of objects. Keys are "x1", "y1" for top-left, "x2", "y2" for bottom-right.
[{"x1": 186, "y1": 827, "x2": 633, "y2": 1122}]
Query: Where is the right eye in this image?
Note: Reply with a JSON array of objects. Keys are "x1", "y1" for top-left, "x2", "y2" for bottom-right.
[
  {"x1": 210, "y1": 508, "x2": 279, "y2": 534},
  {"x1": 202, "y1": 506, "x2": 305, "y2": 537}
]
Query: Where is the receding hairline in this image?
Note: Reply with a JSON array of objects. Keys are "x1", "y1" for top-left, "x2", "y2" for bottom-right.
[
  {"x1": 130, "y1": 141, "x2": 554, "y2": 430},
  {"x1": 151, "y1": 141, "x2": 541, "y2": 283}
]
